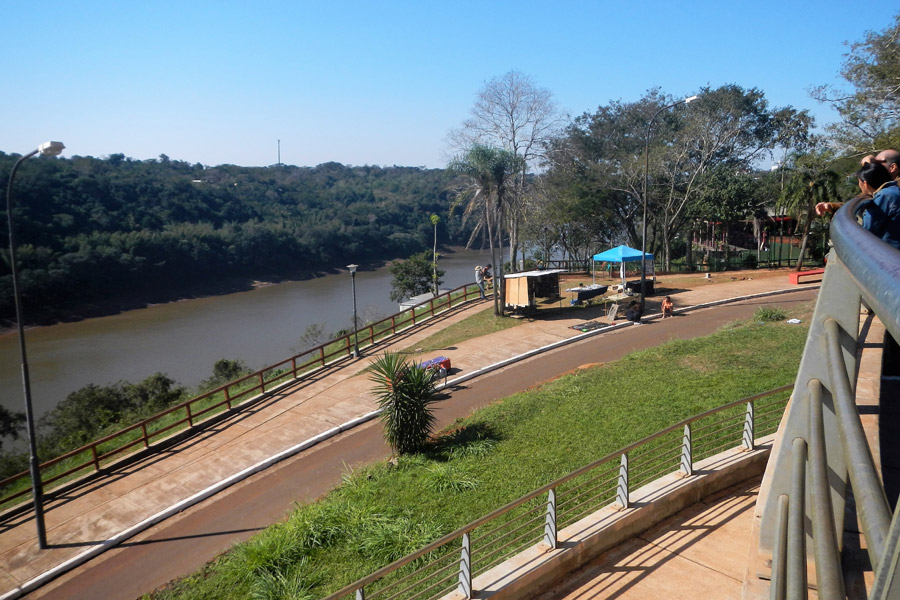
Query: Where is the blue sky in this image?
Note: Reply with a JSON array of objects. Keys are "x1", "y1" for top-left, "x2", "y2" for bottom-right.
[{"x1": 1, "y1": 1, "x2": 892, "y2": 169}]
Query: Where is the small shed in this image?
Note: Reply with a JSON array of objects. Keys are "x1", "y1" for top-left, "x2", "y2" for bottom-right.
[{"x1": 503, "y1": 269, "x2": 566, "y2": 309}]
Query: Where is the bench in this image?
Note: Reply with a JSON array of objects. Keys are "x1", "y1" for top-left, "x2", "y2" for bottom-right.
[{"x1": 788, "y1": 269, "x2": 825, "y2": 285}]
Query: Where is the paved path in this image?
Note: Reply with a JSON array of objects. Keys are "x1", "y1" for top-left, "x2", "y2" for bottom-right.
[
  {"x1": 533, "y1": 477, "x2": 762, "y2": 600},
  {"x1": 0, "y1": 269, "x2": 817, "y2": 599}
]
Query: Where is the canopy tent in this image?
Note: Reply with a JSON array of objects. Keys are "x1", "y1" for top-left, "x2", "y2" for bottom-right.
[
  {"x1": 591, "y1": 245, "x2": 654, "y2": 285},
  {"x1": 592, "y1": 245, "x2": 653, "y2": 263}
]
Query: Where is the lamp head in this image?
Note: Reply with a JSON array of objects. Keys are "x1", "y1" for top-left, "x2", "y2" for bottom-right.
[
  {"x1": 38, "y1": 141, "x2": 65, "y2": 156},
  {"x1": 347, "y1": 264, "x2": 358, "y2": 274},
  {"x1": 684, "y1": 95, "x2": 699, "y2": 104}
]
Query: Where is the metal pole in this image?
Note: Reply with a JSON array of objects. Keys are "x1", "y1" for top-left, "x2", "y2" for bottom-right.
[
  {"x1": 351, "y1": 271, "x2": 359, "y2": 358},
  {"x1": 6, "y1": 149, "x2": 48, "y2": 548}
]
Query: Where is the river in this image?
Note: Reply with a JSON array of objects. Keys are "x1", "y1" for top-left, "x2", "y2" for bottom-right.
[{"x1": 0, "y1": 248, "x2": 494, "y2": 420}]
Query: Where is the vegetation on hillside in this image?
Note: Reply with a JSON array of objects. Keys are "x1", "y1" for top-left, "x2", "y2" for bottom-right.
[{"x1": 0, "y1": 157, "x2": 466, "y2": 323}]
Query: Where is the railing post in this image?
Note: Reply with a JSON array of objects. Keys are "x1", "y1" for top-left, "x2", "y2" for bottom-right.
[
  {"x1": 787, "y1": 436, "x2": 808, "y2": 598},
  {"x1": 186, "y1": 404, "x2": 193, "y2": 427},
  {"x1": 90, "y1": 445, "x2": 100, "y2": 470},
  {"x1": 224, "y1": 386, "x2": 232, "y2": 410},
  {"x1": 808, "y1": 380, "x2": 845, "y2": 599},
  {"x1": 319, "y1": 346, "x2": 325, "y2": 366},
  {"x1": 771, "y1": 494, "x2": 789, "y2": 600},
  {"x1": 742, "y1": 400, "x2": 755, "y2": 451},
  {"x1": 458, "y1": 532, "x2": 472, "y2": 598},
  {"x1": 680, "y1": 424, "x2": 692, "y2": 476},
  {"x1": 617, "y1": 453, "x2": 629, "y2": 509},
  {"x1": 141, "y1": 423, "x2": 149, "y2": 448},
  {"x1": 544, "y1": 488, "x2": 557, "y2": 549}
]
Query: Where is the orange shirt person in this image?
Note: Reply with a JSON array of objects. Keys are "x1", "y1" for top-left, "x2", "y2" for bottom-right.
[{"x1": 661, "y1": 296, "x2": 674, "y2": 318}]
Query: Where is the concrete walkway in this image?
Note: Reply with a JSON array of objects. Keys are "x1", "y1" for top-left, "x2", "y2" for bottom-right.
[
  {"x1": 0, "y1": 269, "x2": 816, "y2": 599},
  {"x1": 533, "y1": 477, "x2": 762, "y2": 600}
]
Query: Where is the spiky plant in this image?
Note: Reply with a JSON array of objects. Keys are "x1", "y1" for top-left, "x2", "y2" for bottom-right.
[{"x1": 368, "y1": 352, "x2": 438, "y2": 455}]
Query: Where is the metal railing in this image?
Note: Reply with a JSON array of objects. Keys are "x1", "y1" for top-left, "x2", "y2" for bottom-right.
[
  {"x1": 320, "y1": 386, "x2": 792, "y2": 600},
  {"x1": 756, "y1": 196, "x2": 900, "y2": 599},
  {"x1": 0, "y1": 283, "x2": 483, "y2": 511}
]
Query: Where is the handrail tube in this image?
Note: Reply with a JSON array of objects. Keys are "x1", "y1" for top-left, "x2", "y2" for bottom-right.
[
  {"x1": 787, "y1": 437, "x2": 808, "y2": 599},
  {"x1": 869, "y1": 504, "x2": 900, "y2": 599},
  {"x1": 771, "y1": 495, "x2": 789, "y2": 600},
  {"x1": 808, "y1": 380, "x2": 845, "y2": 599},
  {"x1": 824, "y1": 317, "x2": 890, "y2": 567},
  {"x1": 321, "y1": 386, "x2": 789, "y2": 600},
  {"x1": 830, "y1": 197, "x2": 900, "y2": 342},
  {"x1": 368, "y1": 554, "x2": 458, "y2": 600}
]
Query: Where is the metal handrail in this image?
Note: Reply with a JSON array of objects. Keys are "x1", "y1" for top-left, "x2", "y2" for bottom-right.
[
  {"x1": 321, "y1": 386, "x2": 791, "y2": 600},
  {"x1": 757, "y1": 197, "x2": 900, "y2": 599},
  {"x1": 0, "y1": 282, "x2": 483, "y2": 511}
]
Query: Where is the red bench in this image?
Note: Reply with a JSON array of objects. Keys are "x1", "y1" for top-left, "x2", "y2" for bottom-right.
[{"x1": 788, "y1": 269, "x2": 825, "y2": 285}]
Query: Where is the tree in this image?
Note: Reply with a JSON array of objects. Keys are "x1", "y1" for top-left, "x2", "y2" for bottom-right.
[
  {"x1": 0, "y1": 406, "x2": 25, "y2": 451},
  {"x1": 777, "y1": 151, "x2": 841, "y2": 271},
  {"x1": 544, "y1": 86, "x2": 812, "y2": 269},
  {"x1": 368, "y1": 352, "x2": 438, "y2": 455},
  {"x1": 200, "y1": 359, "x2": 252, "y2": 391},
  {"x1": 448, "y1": 145, "x2": 524, "y2": 315},
  {"x1": 388, "y1": 250, "x2": 444, "y2": 303},
  {"x1": 448, "y1": 71, "x2": 562, "y2": 269},
  {"x1": 37, "y1": 373, "x2": 186, "y2": 453},
  {"x1": 690, "y1": 166, "x2": 761, "y2": 266},
  {"x1": 813, "y1": 12, "x2": 900, "y2": 151}
]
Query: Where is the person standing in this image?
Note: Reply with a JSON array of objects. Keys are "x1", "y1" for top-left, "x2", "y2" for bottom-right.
[
  {"x1": 475, "y1": 265, "x2": 486, "y2": 299},
  {"x1": 856, "y1": 161, "x2": 900, "y2": 250}
]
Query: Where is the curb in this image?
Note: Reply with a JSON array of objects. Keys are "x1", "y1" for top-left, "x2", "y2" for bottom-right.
[{"x1": 1, "y1": 284, "x2": 819, "y2": 599}]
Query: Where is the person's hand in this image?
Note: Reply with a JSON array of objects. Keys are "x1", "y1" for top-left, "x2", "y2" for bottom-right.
[{"x1": 816, "y1": 202, "x2": 836, "y2": 216}]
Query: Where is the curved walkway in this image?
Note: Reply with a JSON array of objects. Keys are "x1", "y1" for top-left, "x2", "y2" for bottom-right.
[{"x1": 0, "y1": 270, "x2": 817, "y2": 599}]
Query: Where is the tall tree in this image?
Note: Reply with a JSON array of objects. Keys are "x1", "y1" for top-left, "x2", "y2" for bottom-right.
[
  {"x1": 388, "y1": 250, "x2": 444, "y2": 303},
  {"x1": 448, "y1": 71, "x2": 562, "y2": 269},
  {"x1": 777, "y1": 151, "x2": 841, "y2": 271},
  {"x1": 448, "y1": 145, "x2": 524, "y2": 316},
  {"x1": 544, "y1": 86, "x2": 812, "y2": 269},
  {"x1": 812, "y1": 12, "x2": 900, "y2": 151}
]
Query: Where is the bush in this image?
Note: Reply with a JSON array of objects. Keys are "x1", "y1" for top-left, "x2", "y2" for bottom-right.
[
  {"x1": 368, "y1": 352, "x2": 438, "y2": 455},
  {"x1": 754, "y1": 306, "x2": 788, "y2": 322}
]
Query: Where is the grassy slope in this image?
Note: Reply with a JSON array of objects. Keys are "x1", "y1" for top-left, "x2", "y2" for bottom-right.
[{"x1": 152, "y1": 300, "x2": 812, "y2": 600}]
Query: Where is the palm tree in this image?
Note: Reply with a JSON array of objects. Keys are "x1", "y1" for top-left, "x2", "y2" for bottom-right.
[
  {"x1": 430, "y1": 214, "x2": 440, "y2": 296},
  {"x1": 777, "y1": 152, "x2": 841, "y2": 271},
  {"x1": 368, "y1": 352, "x2": 438, "y2": 455},
  {"x1": 448, "y1": 145, "x2": 524, "y2": 316}
]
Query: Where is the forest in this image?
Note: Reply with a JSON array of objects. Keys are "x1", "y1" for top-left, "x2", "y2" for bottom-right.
[{"x1": 0, "y1": 156, "x2": 467, "y2": 324}]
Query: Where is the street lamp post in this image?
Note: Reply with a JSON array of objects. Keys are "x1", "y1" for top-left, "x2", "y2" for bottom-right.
[
  {"x1": 6, "y1": 141, "x2": 66, "y2": 549},
  {"x1": 347, "y1": 264, "x2": 359, "y2": 358},
  {"x1": 641, "y1": 96, "x2": 699, "y2": 313}
]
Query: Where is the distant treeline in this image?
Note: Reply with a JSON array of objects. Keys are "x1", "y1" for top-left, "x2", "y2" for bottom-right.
[{"x1": 0, "y1": 153, "x2": 469, "y2": 322}]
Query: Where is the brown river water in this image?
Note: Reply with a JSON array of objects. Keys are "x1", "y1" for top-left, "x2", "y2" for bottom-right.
[{"x1": 0, "y1": 249, "x2": 492, "y2": 420}]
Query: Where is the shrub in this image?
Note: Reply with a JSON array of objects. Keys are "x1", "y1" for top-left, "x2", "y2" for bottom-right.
[
  {"x1": 368, "y1": 352, "x2": 438, "y2": 455},
  {"x1": 754, "y1": 306, "x2": 788, "y2": 322}
]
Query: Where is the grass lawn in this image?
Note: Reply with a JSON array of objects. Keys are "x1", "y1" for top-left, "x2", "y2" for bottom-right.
[{"x1": 150, "y1": 300, "x2": 812, "y2": 600}]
